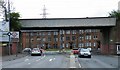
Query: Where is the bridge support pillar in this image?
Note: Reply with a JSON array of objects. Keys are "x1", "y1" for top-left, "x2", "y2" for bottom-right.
[{"x1": 100, "y1": 28, "x2": 110, "y2": 55}]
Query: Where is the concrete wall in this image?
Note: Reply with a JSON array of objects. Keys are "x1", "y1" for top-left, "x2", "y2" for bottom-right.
[{"x1": 20, "y1": 17, "x2": 116, "y2": 28}]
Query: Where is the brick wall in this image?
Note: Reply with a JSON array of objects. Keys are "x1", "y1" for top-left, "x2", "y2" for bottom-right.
[{"x1": 21, "y1": 29, "x2": 100, "y2": 50}]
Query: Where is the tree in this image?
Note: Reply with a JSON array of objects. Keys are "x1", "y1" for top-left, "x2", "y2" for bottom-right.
[
  {"x1": 0, "y1": 0, "x2": 7, "y2": 21},
  {"x1": 109, "y1": 10, "x2": 120, "y2": 20},
  {"x1": 0, "y1": 0, "x2": 21, "y2": 31},
  {"x1": 10, "y1": 12, "x2": 21, "y2": 31}
]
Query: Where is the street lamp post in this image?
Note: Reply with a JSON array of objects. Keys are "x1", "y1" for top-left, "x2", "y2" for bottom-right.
[
  {"x1": 7, "y1": 32, "x2": 11, "y2": 55},
  {"x1": 8, "y1": 0, "x2": 11, "y2": 55}
]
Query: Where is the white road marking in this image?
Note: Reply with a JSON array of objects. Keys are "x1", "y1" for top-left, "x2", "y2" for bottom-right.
[
  {"x1": 75, "y1": 57, "x2": 81, "y2": 68},
  {"x1": 24, "y1": 59, "x2": 29, "y2": 62},
  {"x1": 79, "y1": 64, "x2": 82, "y2": 68},
  {"x1": 28, "y1": 63, "x2": 31, "y2": 64},
  {"x1": 70, "y1": 55, "x2": 76, "y2": 68},
  {"x1": 49, "y1": 59, "x2": 52, "y2": 62},
  {"x1": 36, "y1": 60, "x2": 39, "y2": 61},
  {"x1": 53, "y1": 58, "x2": 55, "y2": 60},
  {"x1": 41, "y1": 56, "x2": 45, "y2": 59},
  {"x1": 26, "y1": 56, "x2": 28, "y2": 57},
  {"x1": 44, "y1": 55, "x2": 46, "y2": 57},
  {"x1": 70, "y1": 67, "x2": 76, "y2": 68}
]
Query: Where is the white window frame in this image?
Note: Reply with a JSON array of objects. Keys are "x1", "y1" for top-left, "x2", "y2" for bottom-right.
[{"x1": 66, "y1": 30, "x2": 70, "y2": 34}]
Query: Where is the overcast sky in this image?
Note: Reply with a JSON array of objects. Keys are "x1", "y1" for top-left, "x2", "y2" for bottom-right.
[{"x1": 4, "y1": 0, "x2": 120, "y2": 19}]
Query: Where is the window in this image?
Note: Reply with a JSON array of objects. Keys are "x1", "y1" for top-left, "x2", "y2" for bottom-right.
[
  {"x1": 85, "y1": 42, "x2": 91, "y2": 47},
  {"x1": 37, "y1": 33, "x2": 39, "y2": 36},
  {"x1": 66, "y1": 30, "x2": 70, "y2": 34},
  {"x1": 85, "y1": 42, "x2": 88, "y2": 47},
  {"x1": 66, "y1": 43, "x2": 69, "y2": 48},
  {"x1": 54, "y1": 37, "x2": 58, "y2": 42},
  {"x1": 60, "y1": 30, "x2": 64, "y2": 34},
  {"x1": 39, "y1": 32, "x2": 42, "y2": 35},
  {"x1": 92, "y1": 29, "x2": 98, "y2": 32},
  {"x1": 89, "y1": 43, "x2": 91, "y2": 47},
  {"x1": 93, "y1": 35, "x2": 98, "y2": 40},
  {"x1": 42, "y1": 38, "x2": 46, "y2": 42},
  {"x1": 60, "y1": 36, "x2": 64, "y2": 41},
  {"x1": 54, "y1": 35, "x2": 58, "y2": 42},
  {"x1": 37, "y1": 38, "x2": 40, "y2": 41},
  {"x1": 63, "y1": 44, "x2": 65, "y2": 48},
  {"x1": 93, "y1": 42, "x2": 96, "y2": 47},
  {"x1": 48, "y1": 37, "x2": 51, "y2": 41},
  {"x1": 79, "y1": 36, "x2": 84, "y2": 41},
  {"x1": 72, "y1": 30, "x2": 76, "y2": 34},
  {"x1": 30, "y1": 33, "x2": 34, "y2": 36},
  {"x1": 48, "y1": 32, "x2": 51, "y2": 35},
  {"x1": 48, "y1": 44, "x2": 50, "y2": 48},
  {"x1": 42, "y1": 32, "x2": 45, "y2": 36},
  {"x1": 85, "y1": 35, "x2": 91, "y2": 40},
  {"x1": 37, "y1": 44, "x2": 39, "y2": 48},
  {"x1": 79, "y1": 43, "x2": 84, "y2": 47},
  {"x1": 72, "y1": 36, "x2": 76, "y2": 40},
  {"x1": 62, "y1": 37, "x2": 64, "y2": 41},
  {"x1": 85, "y1": 29, "x2": 89, "y2": 33},
  {"x1": 89, "y1": 29, "x2": 91, "y2": 32},
  {"x1": 54, "y1": 32, "x2": 58, "y2": 35},
  {"x1": 79, "y1": 30, "x2": 84, "y2": 34},
  {"x1": 66, "y1": 36, "x2": 70, "y2": 40},
  {"x1": 85, "y1": 29, "x2": 92, "y2": 33},
  {"x1": 72, "y1": 43, "x2": 76, "y2": 48}
]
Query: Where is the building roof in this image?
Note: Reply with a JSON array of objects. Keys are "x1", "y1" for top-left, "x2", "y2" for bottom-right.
[{"x1": 20, "y1": 17, "x2": 116, "y2": 28}]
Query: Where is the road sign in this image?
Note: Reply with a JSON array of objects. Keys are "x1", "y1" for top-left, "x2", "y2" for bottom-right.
[
  {"x1": 11, "y1": 32, "x2": 18, "y2": 38},
  {"x1": 7, "y1": 32, "x2": 12, "y2": 36},
  {"x1": 11, "y1": 32, "x2": 19, "y2": 38}
]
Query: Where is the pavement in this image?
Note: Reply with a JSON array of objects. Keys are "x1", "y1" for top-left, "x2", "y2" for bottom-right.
[{"x1": 1, "y1": 53, "x2": 27, "y2": 62}]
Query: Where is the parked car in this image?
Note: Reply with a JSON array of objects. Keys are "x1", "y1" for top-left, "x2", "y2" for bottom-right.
[
  {"x1": 87, "y1": 48, "x2": 92, "y2": 52},
  {"x1": 22, "y1": 48, "x2": 31, "y2": 53},
  {"x1": 72, "y1": 48, "x2": 79, "y2": 54},
  {"x1": 78, "y1": 48, "x2": 91, "y2": 58},
  {"x1": 31, "y1": 48, "x2": 42, "y2": 56}
]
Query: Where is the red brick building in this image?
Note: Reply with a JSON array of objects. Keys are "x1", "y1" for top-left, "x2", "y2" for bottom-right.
[
  {"x1": 21, "y1": 29, "x2": 100, "y2": 49},
  {"x1": 20, "y1": 17, "x2": 116, "y2": 54}
]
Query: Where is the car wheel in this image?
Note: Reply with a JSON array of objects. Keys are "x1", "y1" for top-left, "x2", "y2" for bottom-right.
[
  {"x1": 39, "y1": 54, "x2": 41, "y2": 56},
  {"x1": 88, "y1": 55, "x2": 91, "y2": 58}
]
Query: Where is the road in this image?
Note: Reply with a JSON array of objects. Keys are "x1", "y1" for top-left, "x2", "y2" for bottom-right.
[
  {"x1": 2, "y1": 52, "x2": 119, "y2": 68},
  {"x1": 77, "y1": 55, "x2": 118, "y2": 68},
  {"x1": 2, "y1": 54, "x2": 70, "y2": 68}
]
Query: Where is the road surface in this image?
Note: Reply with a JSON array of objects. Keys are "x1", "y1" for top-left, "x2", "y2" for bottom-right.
[{"x1": 1, "y1": 52, "x2": 119, "y2": 68}]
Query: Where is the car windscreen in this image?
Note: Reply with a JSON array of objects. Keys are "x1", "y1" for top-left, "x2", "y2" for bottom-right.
[
  {"x1": 81, "y1": 49, "x2": 89, "y2": 52},
  {"x1": 33, "y1": 48, "x2": 39, "y2": 51},
  {"x1": 73, "y1": 48, "x2": 78, "y2": 50}
]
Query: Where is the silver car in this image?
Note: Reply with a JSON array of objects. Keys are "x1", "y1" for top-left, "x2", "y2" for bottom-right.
[
  {"x1": 22, "y1": 48, "x2": 31, "y2": 53},
  {"x1": 78, "y1": 48, "x2": 91, "y2": 58}
]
